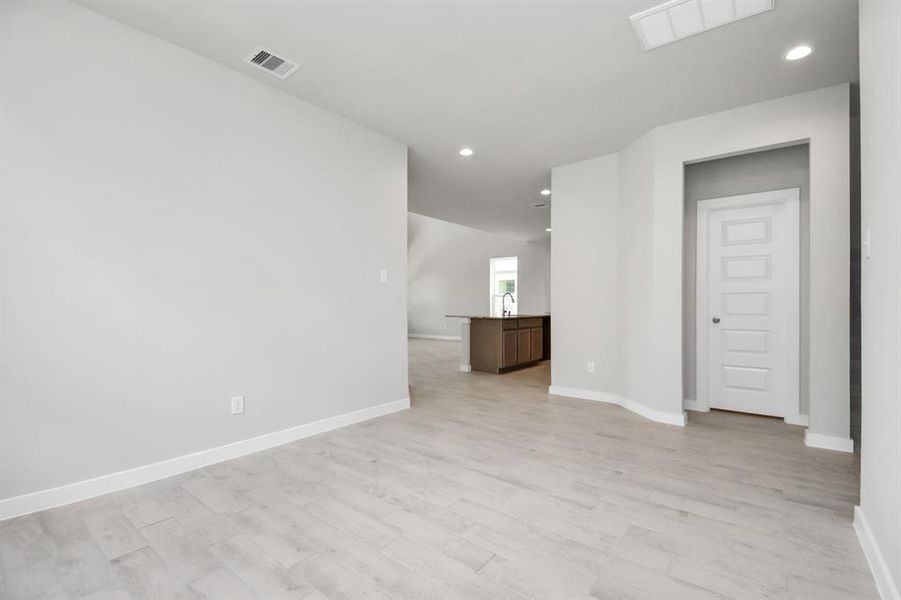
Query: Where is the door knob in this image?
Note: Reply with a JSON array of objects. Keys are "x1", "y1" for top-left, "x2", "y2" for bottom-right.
[{"x1": 712, "y1": 317, "x2": 721, "y2": 324}]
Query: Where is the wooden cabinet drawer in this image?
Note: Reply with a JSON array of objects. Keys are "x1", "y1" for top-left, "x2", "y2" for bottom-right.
[{"x1": 501, "y1": 317, "x2": 542, "y2": 329}]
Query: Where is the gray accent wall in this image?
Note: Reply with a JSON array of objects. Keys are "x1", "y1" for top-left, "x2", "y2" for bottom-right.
[{"x1": 683, "y1": 145, "x2": 811, "y2": 413}]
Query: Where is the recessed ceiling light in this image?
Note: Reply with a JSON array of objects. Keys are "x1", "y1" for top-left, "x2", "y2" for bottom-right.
[
  {"x1": 545, "y1": 228, "x2": 552, "y2": 232},
  {"x1": 458, "y1": 147, "x2": 474, "y2": 157},
  {"x1": 784, "y1": 45, "x2": 813, "y2": 61},
  {"x1": 540, "y1": 189, "x2": 551, "y2": 196}
]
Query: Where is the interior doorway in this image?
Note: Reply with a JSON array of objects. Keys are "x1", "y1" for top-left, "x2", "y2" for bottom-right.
[
  {"x1": 682, "y1": 144, "x2": 811, "y2": 426},
  {"x1": 696, "y1": 189, "x2": 800, "y2": 420}
]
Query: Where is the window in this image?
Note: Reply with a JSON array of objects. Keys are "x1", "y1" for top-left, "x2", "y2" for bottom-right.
[{"x1": 490, "y1": 256, "x2": 518, "y2": 316}]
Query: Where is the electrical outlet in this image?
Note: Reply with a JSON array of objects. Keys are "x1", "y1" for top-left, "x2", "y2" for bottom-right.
[
  {"x1": 587, "y1": 361, "x2": 596, "y2": 373},
  {"x1": 230, "y1": 395, "x2": 245, "y2": 415}
]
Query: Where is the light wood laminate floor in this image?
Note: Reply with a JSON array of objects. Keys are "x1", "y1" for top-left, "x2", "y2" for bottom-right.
[{"x1": 1, "y1": 339, "x2": 877, "y2": 599}]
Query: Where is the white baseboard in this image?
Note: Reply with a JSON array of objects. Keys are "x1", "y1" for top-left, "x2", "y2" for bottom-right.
[
  {"x1": 804, "y1": 431, "x2": 854, "y2": 453},
  {"x1": 784, "y1": 413, "x2": 810, "y2": 427},
  {"x1": 683, "y1": 398, "x2": 709, "y2": 413},
  {"x1": 408, "y1": 334, "x2": 461, "y2": 341},
  {"x1": 549, "y1": 385, "x2": 617, "y2": 404},
  {"x1": 855, "y1": 505, "x2": 901, "y2": 600},
  {"x1": 620, "y1": 395, "x2": 687, "y2": 427},
  {"x1": 458, "y1": 365, "x2": 472, "y2": 373},
  {"x1": 0, "y1": 397, "x2": 411, "y2": 521},
  {"x1": 683, "y1": 398, "x2": 809, "y2": 427},
  {"x1": 548, "y1": 386, "x2": 686, "y2": 427}
]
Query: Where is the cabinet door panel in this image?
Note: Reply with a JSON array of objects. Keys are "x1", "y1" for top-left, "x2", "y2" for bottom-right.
[
  {"x1": 530, "y1": 327, "x2": 544, "y2": 361},
  {"x1": 502, "y1": 330, "x2": 518, "y2": 368},
  {"x1": 517, "y1": 330, "x2": 531, "y2": 365}
]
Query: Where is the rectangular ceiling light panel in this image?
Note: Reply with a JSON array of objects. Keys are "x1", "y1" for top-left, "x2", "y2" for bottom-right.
[{"x1": 630, "y1": 0, "x2": 774, "y2": 51}]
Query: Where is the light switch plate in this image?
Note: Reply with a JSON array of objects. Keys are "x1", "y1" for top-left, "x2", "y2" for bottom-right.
[
  {"x1": 230, "y1": 396, "x2": 245, "y2": 415},
  {"x1": 379, "y1": 270, "x2": 388, "y2": 284}
]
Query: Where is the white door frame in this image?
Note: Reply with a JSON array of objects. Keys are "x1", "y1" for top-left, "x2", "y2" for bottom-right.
[{"x1": 696, "y1": 188, "x2": 802, "y2": 424}]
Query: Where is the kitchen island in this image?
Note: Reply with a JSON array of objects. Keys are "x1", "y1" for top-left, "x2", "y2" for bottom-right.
[{"x1": 446, "y1": 314, "x2": 550, "y2": 373}]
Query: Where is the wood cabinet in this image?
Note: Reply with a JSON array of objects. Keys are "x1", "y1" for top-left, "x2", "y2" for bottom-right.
[
  {"x1": 469, "y1": 315, "x2": 550, "y2": 374},
  {"x1": 517, "y1": 330, "x2": 531, "y2": 364},
  {"x1": 530, "y1": 327, "x2": 543, "y2": 361},
  {"x1": 502, "y1": 330, "x2": 518, "y2": 368}
]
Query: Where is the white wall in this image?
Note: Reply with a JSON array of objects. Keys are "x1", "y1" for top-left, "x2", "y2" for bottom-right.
[
  {"x1": 551, "y1": 85, "x2": 850, "y2": 435},
  {"x1": 550, "y1": 155, "x2": 618, "y2": 394},
  {"x1": 683, "y1": 145, "x2": 810, "y2": 414},
  {"x1": 657, "y1": 85, "x2": 850, "y2": 442},
  {"x1": 857, "y1": 2, "x2": 901, "y2": 598},
  {"x1": 617, "y1": 131, "x2": 660, "y2": 412},
  {"x1": 408, "y1": 213, "x2": 549, "y2": 337},
  {"x1": 0, "y1": 1, "x2": 408, "y2": 506}
]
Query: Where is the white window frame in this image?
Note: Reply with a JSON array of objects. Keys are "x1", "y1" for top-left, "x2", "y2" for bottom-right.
[{"x1": 489, "y1": 256, "x2": 518, "y2": 317}]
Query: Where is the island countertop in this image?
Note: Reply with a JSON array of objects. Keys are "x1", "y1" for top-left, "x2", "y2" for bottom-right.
[{"x1": 445, "y1": 314, "x2": 550, "y2": 320}]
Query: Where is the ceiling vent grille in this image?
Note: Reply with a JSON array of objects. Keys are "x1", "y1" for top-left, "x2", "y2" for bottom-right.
[
  {"x1": 245, "y1": 48, "x2": 300, "y2": 79},
  {"x1": 531, "y1": 202, "x2": 549, "y2": 209},
  {"x1": 630, "y1": 0, "x2": 774, "y2": 51}
]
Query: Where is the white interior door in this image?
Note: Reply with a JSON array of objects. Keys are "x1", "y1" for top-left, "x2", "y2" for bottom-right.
[{"x1": 697, "y1": 189, "x2": 800, "y2": 419}]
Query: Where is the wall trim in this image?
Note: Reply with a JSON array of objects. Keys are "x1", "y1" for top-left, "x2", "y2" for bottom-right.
[
  {"x1": 683, "y1": 398, "x2": 710, "y2": 413},
  {"x1": 549, "y1": 385, "x2": 687, "y2": 426},
  {"x1": 784, "y1": 413, "x2": 810, "y2": 427},
  {"x1": 855, "y1": 505, "x2": 901, "y2": 600},
  {"x1": 685, "y1": 398, "x2": 809, "y2": 426},
  {"x1": 0, "y1": 397, "x2": 411, "y2": 521},
  {"x1": 549, "y1": 385, "x2": 617, "y2": 404},
  {"x1": 804, "y1": 431, "x2": 854, "y2": 453},
  {"x1": 408, "y1": 334, "x2": 462, "y2": 341}
]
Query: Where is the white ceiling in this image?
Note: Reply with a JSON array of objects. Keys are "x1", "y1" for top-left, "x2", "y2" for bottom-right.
[{"x1": 77, "y1": 0, "x2": 858, "y2": 241}]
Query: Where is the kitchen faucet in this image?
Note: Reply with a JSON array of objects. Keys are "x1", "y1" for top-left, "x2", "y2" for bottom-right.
[{"x1": 502, "y1": 292, "x2": 515, "y2": 317}]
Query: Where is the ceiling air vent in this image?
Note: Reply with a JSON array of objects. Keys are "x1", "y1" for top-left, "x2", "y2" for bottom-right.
[
  {"x1": 532, "y1": 203, "x2": 549, "y2": 209},
  {"x1": 630, "y1": 0, "x2": 774, "y2": 51},
  {"x1": 245, "y1": 48, "x2": 300, "y2": 79}
]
